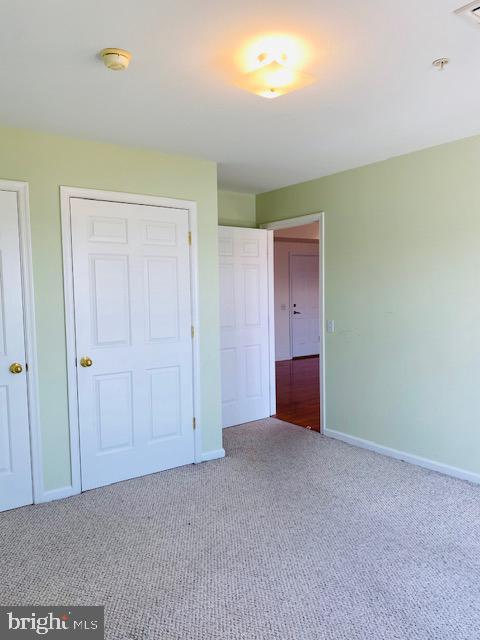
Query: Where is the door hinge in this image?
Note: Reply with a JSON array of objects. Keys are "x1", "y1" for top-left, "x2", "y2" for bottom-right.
[
  {"x1": 191, "y1": 325, "x2": 195, "y2": 338},
  {"x1": 192, "y1": 417, "x2": 196, "y2": 430},
  {"x1": 188, "y1": 231, "x2": 192, "y2": 245}
]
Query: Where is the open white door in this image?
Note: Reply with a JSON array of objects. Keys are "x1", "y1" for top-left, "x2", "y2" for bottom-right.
[
  {"x1": 0, "y1": 189, "x2": 33, "y2": 511},
  {"x1": 290, "y1": 254, "x2": 320, "y2": 357},
  {"x1": 70, "y1": 197, "x2": 195, "y2": 490},
  {"x1": 218, "y1": 226, "x2": 272, "y2": 427}
]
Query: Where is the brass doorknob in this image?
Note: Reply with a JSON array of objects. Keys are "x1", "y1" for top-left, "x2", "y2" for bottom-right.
[
  {"x1": 80, "y1": 357, "x2": 93, "y2": 368},
  {"x1": 9, "y1": 363, "x2": 23, "y2": 374}
]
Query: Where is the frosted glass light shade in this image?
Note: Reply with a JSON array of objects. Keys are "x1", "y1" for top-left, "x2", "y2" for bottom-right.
[{"x1": 240, "y1": 59, "x2": 314, "y2": 98}]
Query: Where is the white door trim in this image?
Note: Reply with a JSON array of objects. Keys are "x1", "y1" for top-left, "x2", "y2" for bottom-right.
[
  {"x1": 267, "y1": 230, "x2": 276, "y2": 416},
  {"x1": 261, "y1": 212, "x2": 322, "y2": 231},
  {"x1": 260, "y1": 212, "x2": 325, "y2": 434},
  {"x1": 60, "y1": 186, "x2": 203, "y2": 497},
  {"x1": 0, "y1": 180, "x2": 43, "y2": 502}
]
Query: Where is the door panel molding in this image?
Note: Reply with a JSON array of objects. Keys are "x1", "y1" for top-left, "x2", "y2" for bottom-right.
[
  {"x1": 60, "y1": 187, "x2": 203, "y2": 497},
  {"x1": 0, "y1": 180, "x2": 43, "y2": 505}
]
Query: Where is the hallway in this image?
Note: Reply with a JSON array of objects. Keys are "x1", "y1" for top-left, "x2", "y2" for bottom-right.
[{"x1": 274, "y1": 356, "x2": 320, "y2": 431}]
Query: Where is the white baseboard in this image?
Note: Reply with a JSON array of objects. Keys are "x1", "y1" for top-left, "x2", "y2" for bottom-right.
[
  {"x1": 325, "y1": 428, "x2": 480, "y2": 485},
  {"x1": 35, "y1": 450, "x2": 227, "y2": 502},
  {"x1": 35, "y1": 485, "x2": 78, "y2": 504},
  {"x1": 200, "y1": 448, "x2": 226, "y2": 463}
]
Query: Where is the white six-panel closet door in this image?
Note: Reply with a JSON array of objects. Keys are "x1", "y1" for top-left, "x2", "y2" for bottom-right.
[{"x1": 70, "y1": 198, "x2": 195, "y2": 490}]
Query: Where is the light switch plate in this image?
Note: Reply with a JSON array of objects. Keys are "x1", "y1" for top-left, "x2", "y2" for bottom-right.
[{"x1": 327, "y1": 319, "x2": 335, "y2": 333}]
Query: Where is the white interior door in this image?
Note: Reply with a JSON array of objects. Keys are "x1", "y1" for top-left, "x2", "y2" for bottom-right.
[
  {"x1": 290, "y1": 254, "x2": 320, "y2": 357},
  {"x1": 70, "y1": 198, "x2": 195, "y2": 491},
  {"x1": 0, "y1": 189, "x2": 33, "y2": 511},
  {"x1": 219, "y1": 226, "x2": 271, "y2": 427}
]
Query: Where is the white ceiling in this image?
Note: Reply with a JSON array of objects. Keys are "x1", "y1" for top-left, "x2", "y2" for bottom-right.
[{"x1": 1, "y1": 0, "x2": 479, "y2": 193}]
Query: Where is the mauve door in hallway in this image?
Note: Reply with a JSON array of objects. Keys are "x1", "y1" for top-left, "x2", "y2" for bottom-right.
[{"x1": 290, "y1": 254, "x2": 320, "y2": 357}]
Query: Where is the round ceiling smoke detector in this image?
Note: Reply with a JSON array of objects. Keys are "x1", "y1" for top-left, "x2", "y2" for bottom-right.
[
  {"x1": 432, "y1": 57, "x2": 449, "y2": 70},
  {"x1": 100, "y1": 48, "x2": 132, "y2": 71}
]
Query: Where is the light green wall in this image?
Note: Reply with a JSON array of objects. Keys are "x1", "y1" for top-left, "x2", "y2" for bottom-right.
[
  {"x1": 0, "y1": 126, "x2": 222, "y2": 491},
  {"x1": 257, "y1": 134, "x2": 480, "y2": 475},
  {"x1": 218, "y1": 190, "x2": 256, "y2": 228}
]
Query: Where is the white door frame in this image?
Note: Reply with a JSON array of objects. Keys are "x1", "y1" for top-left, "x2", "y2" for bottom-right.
[
  {"x1": 0, "y1": 180, "x2": 43, "y2": 502},
  {"x1": 260, "y1": 212, "x2": 325, "y2": 434},
  {"x1": 60, "y1": 186, "x2": 202, "y2": 495},
  {"x1": 267, "y1": 231, "x2": 276, "y2": 416}
]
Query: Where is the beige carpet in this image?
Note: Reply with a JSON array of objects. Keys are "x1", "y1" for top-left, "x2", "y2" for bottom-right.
[{"x1": 1, "y1": 418, "x2": 480, "y2": 639}]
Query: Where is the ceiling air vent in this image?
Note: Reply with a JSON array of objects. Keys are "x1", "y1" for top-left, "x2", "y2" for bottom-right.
[{"x1": 455, "y1": 1, "x2": 480, "y2": 24}]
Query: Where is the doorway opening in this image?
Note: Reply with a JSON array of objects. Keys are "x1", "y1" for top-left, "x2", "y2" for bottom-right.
[
  {"x1": 218, "y1": 213, "x2": 324, "y2": 435},
  {"x1": 261, "y1": 214, "x2": 324, "y2": 433}
]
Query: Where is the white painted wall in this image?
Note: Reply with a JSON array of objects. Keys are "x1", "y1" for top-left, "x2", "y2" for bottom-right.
[{"x1": 274, "y1": 239, "x2": 320, "y2": 361}]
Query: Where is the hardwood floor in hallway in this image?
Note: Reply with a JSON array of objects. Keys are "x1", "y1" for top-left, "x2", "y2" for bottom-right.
[{"x1": 274, "y1": 356, "x2": 320, "y2": 431}]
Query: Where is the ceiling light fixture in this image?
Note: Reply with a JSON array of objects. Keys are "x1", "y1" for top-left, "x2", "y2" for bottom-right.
[
  {"x1": 455, "y1": 1, "x2": 480, "y2": 25},
  {"x1": 237, "y1": 35, "x2": 314, "y2": 98},
  {"x1": 242, "y1": 52, "x2": 314, "y2": 98},
  {"x1": 100, "y1": 48, "x2": 132, "y2": 71}
]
